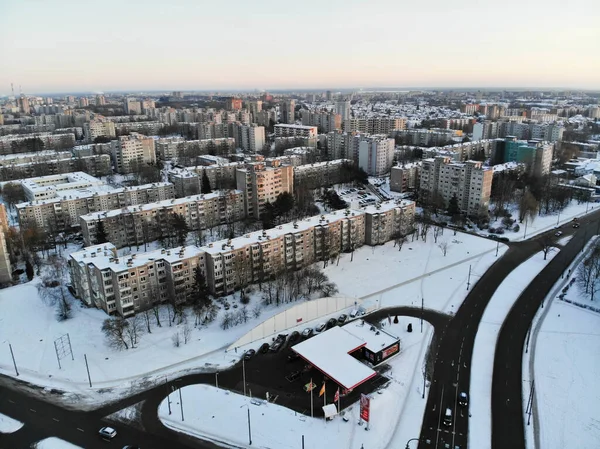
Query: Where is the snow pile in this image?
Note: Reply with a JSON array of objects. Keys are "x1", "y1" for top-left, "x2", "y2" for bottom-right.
[
  {"x1": 0, "y1": 412, "x2": 23, "y2": 433},
  {"x1": 32, "y1": 437, "x2": 82, "y2": 449},
  {"x1": 469, "y1": 250, "x2": 556, "y2": 449}
]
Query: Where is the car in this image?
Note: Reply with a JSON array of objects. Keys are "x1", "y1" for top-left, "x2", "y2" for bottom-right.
[
  {"x1": 99, "y1": 427, "x2": 117, "y2": 439},
  {"x1": 301, "y1": 328, "x2": 313, "y2": 338},
  {"x1": 275, "y1": 333, "x2": 289, "y2": 342},
  {"x1": 458, "y1": 391, "x2": 468, "y2": 406},
  {"x1": 443, "y1": 408, "x2": 452, "y2": 426},
  {"x1": 259, "y1": 343, "x2": 270, "y2": 354},
  {"x1": 555, "y1": 231, "x2": 563, "y2": 237},
  {"x1": 337, "y1": 314, "x2": 348, "y2": 324},
  {"x1": 315, "y1": 322, "x2": 327, "y2": 333},
  {"x1": 326, "y1": 318, "x2": 338, "y2": 329},
  {"x1": 289, "y1": 331, "x2": 300, "y2": 342},
  {"x1": 270, "y1": 340, "x2": 283, "y2": 352},
  {"x1": 573, "y1": 223, "x2": 580, "y2": 228},
  {"x1": 287, "y1": 351, "x2": 300, "y2": 362},
  {"x1": 122, "y1": 446, "x2": 141, "y2": 449},
  {"x1": 243, "y1": 349, "x2": 256, "y2": 360},
  {"x1": 350, "y1": 307, "x2": 366, "y2": 318}
]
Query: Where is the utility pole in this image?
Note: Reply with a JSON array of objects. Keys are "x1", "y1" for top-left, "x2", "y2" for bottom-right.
[
  {"x1": 215, "y1": 372, "x2": 219, "y2": 389},
  {"x1": 420, "y1": 297, "x2": 424, "y2": 333},
  {"x1": 302, "y1": 435, "x2": 305, "y2": 449},
  {"x1": 247, "y1": 408, "x2": 252, "y2": 445},
  {"x1": 525, "y1": 327, "x2": 532, "y2": 353},
  {"x1": 84, "y1": 354, "x2": 92, "y2": 387},
  {"x1": 523, "y1": 218, "x2": 528, "y2": 240},
  {"x1": 166, "y1": 378, "x2": 172, "y2": 415},
  {"x1": 495, "y1": 240, "x2": 499, "y2": 257},
  {"x1": 466, "y1": 264, "x2": 472, "y2": 290},
  {"x1": 8, "y1": 343, "x2": 19, "y2": 376},
  {"x1": 178, "y1": 387, "x2": 184, "y2": 421},
  {"x1": 243, "y1": 357, "x2": 247, "y2": 396},
  {"x1": 422, "y1": 369, "x2": 426, "y2": 399}
]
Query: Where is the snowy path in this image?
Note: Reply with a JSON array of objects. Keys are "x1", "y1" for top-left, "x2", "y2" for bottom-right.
[{"x1": 0, "y1": 412, "x2": 23, "y2": 433}]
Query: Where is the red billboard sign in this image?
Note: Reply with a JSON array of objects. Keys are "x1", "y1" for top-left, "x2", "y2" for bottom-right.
[
  {"x1": 360, "y1": 393, "x2": 370, "y2": 422},
  {"x1": 382, "y1": 343, "x2": 399, "y2": 359}
]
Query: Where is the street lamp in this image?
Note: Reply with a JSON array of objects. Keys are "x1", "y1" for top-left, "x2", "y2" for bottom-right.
[
  {"x1": 215, "y1": 372, "x2": 219, "y2": 389},
  {"x1": 240, "y1": 404, "x2": 252, "y2": 445}
]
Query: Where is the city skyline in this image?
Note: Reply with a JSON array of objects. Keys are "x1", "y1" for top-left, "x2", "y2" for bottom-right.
[{"x1": 1, "y1": 0, "x2": 599, "y2": 94}]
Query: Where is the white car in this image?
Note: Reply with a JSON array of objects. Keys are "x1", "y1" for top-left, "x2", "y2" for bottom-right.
[
  {"x1": 555, "y1": 231, "x2": 563, "y2": 237},
  {"x1": 99, "y1": 426, "x2": 117, "y2": 439}
]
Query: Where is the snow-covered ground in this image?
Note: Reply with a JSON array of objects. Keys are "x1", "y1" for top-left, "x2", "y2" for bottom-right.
[
  {"x1": 32, "y1": 437, "x2": 82, "y2": 449},
  {"x1": 524, "y1": 238, "x2": 600, "y2": 449},
  {"x1": 0, "y1": 230, "x2": 504, "y2": 409},
  {"x1": 469, "y1": 250, "x2": 556, "y2": 449},
  {"x1": 0, "y1": 412, "x2": 23, "y2": 433},
  {"x1": 159, "y1": 317, "x2": 433, "y2": 449},
  {"x1": 482, "y1": 200, "x2": 596, "y2": 242}
]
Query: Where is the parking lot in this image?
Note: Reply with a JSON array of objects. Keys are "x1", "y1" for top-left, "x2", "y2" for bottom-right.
[{"x1": 219, "y1": 316, "x2": 391, "y2": 417}]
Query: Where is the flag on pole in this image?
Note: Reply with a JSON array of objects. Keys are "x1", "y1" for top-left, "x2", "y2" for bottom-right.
[
  {"x1": 319, "y1": 382, "x2": 326, "y2": 397},
  {"x1": 304, "y1": 381, "x2": 316, "y2": 392},
  {"x1": 334, "y1": 388, "x2": 340, "y2": 403}
]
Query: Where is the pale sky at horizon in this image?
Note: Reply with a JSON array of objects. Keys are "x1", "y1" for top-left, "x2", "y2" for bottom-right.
[{"x1": 1, "y1": 0, "x2": 599, "y2": 94}]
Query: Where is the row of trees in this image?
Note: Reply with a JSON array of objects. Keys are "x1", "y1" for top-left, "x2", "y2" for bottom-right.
[{"x1": 578, "y1": 242, "x2": 600, "y2": 301}]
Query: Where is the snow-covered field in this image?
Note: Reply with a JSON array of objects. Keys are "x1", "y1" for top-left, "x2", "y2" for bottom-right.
[
  {"x1": 0, "y1": 412, "x2": 23, "y2": 433},
  {"x1": 159, "y1": 317, "x2": 433, "y2": 449},
  {"x1": 0, "y1": 230, "x2": 503, "y2": 409},
  {"x1": 32, "y1": 437, "x2": 82, "y2": 449},
  {"x1": 524, "y1": 239, "x2": 600, "y2": 449},
  {"x1": 469, "y1": 250, "x2": 556, "y2": 449}
]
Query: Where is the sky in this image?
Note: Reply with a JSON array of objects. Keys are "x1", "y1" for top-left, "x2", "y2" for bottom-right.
[{"x1": 0, "y1": 0, "x2": 599, "y2": 94}]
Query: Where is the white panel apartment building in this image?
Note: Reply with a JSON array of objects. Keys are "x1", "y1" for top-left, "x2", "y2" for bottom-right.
[
  {"x1": 274, "y1": 124, "x2": 318, "y2": 139},
  {"x1": 155, "y1": 137, "x2": 236, "y2": 160},
  {"x1": 17, "y1": 182, "x2": 175, "y2": 232},
  {"x1": 420, "y1": 156, "x2": 493, "y2": 216},
  {"x1": 113, "y1": 133, "x2": 156, "y2": 173},
  {"x1": 358, "y1": 135, "x2": 395, "y2": 176},
  {"x1": 83, "y1": 118, "x2": 116, "y2": 141},
  {"x1": 240, "y1": 124, "x2": 265, "y2": 152},
  {"x1": 235, "y1": 161, "x2": 294, "y2": 219},
  {"x1": 79, "y1": 190, "x2": 245, "y2": 247}
]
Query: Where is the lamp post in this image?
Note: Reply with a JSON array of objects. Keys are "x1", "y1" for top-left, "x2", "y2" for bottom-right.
[
  {"x1": 240, "y1": 404, "x2": 252, "y2": 445},
  {"x1": 215, "y1": 372, "x2": 219, "y2": 389}
]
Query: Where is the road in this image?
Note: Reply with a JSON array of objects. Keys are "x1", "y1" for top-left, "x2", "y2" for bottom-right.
[
  {"x1": 1, "y1": 306, "x2": 448, "y2": 448},
  {"x1": 491, "y1": 219, "x2": 600, "y2": 449},
  {"x1": 417, "y1": 209, "x2": 600, "y2": 449}
]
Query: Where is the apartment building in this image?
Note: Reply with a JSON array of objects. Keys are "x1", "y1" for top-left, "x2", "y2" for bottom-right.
[
  {"x1": 390, "y1": 163, "x2": 420, "y2": 193},
  {"x1": 343, "y1": 117, "x2": 406, "y2": 134},
  {"x1": 358, "y1": 135, "x2": 395, "y2": 176},
  {"x1": 68, "y1": 243, "x2": 207, "y2": 316},
  {"x1": 326, "y1": 130, "x2": 356, "y2": 160},
  {"x1": 0, "y1": 204, "x2": 12, "y2": 284},
  {"x1": 363, "y1": 200, "x2": 416, "y2": 245},
  {"x1": 301, "y1": 110, "x2": 342, "y2": 133},
  {"x1": 79, "y1": 190, "x2": 245, "y2": 247},
  {"x1": 113, "y1": 133, "x2": 156, "y2": 173},
  {"x1": 17, "y1": 182, "x2": 175, "y2": 232},
  {"x1": 274, "y1": 124, "x2": 318, "y2": 139},
  {"x1": 393, "y1": 128, "x2": 459, "y2": 146},
  {"x1": 420, "y1": 157, "x2": 492, "y2": 216},
  {"x1": 235, "y1": 161, "x2": 294, "y2": 219},
  {"x1": 168, "y1": 162, "x2": 241, "y2": 197},
  {"x1": 226, "y1": 97, "x2": 243, "y2": 111},
  {"x1": 293, "y1": 159, "x2": 353, "y2": 190},
  {"x1": 0, "y1": 153, "x2": 111, "y2": 181},
  {"x1": 83, "y1": 118, "x2": 116, "y2": 141},
  {"x1": 0, "y1": 133, "x2": 76, "y2": 155},
  {"x1": 155, "y1": 137, "x2": 236, "y2": 160},
  {"x1": 335, "y1": 100, "x2": 351, "y2": 121},
  {"x1": 239, "y1": 124, "x2": 265, "y2": 152},
  {"x1": 124, "y1": 98, "x2": 142, "y2": 114},
  {"x1": 20, "y1": 172, "x2": 106, "y2": 201},
  {"x1": 498, "y1": 138, "x2": 553, "y2": 177},
  {"x1": 280, "y1": 99, "x2": 296, "y2": 124},
  {"x1": 204, "y1": 209, "x2": 365, "y2": 296}
]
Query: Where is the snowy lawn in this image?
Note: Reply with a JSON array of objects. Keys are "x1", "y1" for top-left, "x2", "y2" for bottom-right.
[
  {"x1": 0, "y1": 412, "x2": 23, "y2": 433},
  {"x1": 469, "y1": 250, "x2": 556, "y2": 449},
  {"x1": 524, "y1": 238, "x2": 600, "y2": 449},
  {"x1": 32, "y1": 437, "x2": 82, "y2": 449},
  {"x1": 326, "y1": 230, "x2": 505, "y2": 314},
  {"x1": 159, "y1": 317, "x2": 433, "y2": 449}
]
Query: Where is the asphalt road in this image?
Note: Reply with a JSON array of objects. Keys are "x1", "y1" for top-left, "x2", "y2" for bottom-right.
[
  {"x1": 491, "y1": 217, "x2": 600, "y2": 449},
  {"x1": 1, "y1": 306, "x2": 448, "y2": 449},
  {"x1": 417, "y1": 210, "x2": 600, "y2": 449}
]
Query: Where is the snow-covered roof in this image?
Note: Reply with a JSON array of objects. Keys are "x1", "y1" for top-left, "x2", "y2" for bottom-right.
[
  {"x1": 359, "y1": 200, "x2": 414, "y2": 215},
  {"x1": 342, "y1": 320, "x2": 399, "y2": 353},
  {"x1": 292, "y1": 326, "x2": 376, "y2": 390}
]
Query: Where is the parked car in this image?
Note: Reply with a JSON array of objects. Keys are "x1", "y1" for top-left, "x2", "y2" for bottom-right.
[
  {"x1": 99, "y1": 427, "x2": 117, "y2": 439},
  {"x1": 315, "y1": 322, "x2": 327, "y2": 333},
  {"x1": 337, "y1": 314, "x2": 348, "y2": 324},
  {"x1": 458, "y1": 392, "x2": 468, "y2": 406},
  {"x1": 301, "y1": 328, "x2": 313, "y2": 338},
  {"x1": 270, "y1": 340, "x2": 283, "y2": 352},
  {"x1": 243, "y1": 349, "x2": 256, "y2": 360},
  {"x1": 122, "y1": 446, "x2": 141, "y2": 449},
  {"x1": 287, "y1": 351, "x2": 300, "y2": 362},
  {"x1": 573, "y1": 222, "x2": 580, "y2": 228},
  {"x1": 327, "y1": 318, "x2": 338, "y2": 329},
  {"x1": 259, "y1": 343, "x2": 270, "y2": 354},
  {"x1": 289, "y1": 331, "x2": 300, "y2": 343},
  {"x1": 555, "y1": 230, "x2": 563, "y2": 237},
  {"x1": 275, "y1": 333, "x2": 289, "y2": 342}
]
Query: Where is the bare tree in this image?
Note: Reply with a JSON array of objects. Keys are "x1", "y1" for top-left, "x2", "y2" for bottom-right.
[
  {"x1": 102, "y1": 317, "x2": 130, "y2": 350},
  {"x1": 433, "y1": 226, "x2": 442, "y2": 243},
  {"x1": 438, "y1": 241, "x2": 449, "y2": 257},
  {"x1": 37, "y1": 255, "x2": 72, "y2": 321},
  {"x1": 182, "y1": 320, "x2": 192, "y2": 344},
  {"x1": 538, "y1": 235, "x2": 555, "y2": 261},
  {"x1": 124, "y1": 315, "x2": 144, "y2": 348},
  {"x1": 172, "y1": 331, "x2": 181, "y2": 348}
]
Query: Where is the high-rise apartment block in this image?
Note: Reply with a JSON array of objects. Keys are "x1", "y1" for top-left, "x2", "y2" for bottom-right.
[
  {"x1": 498, "y1": 138, "x2": 553, "y2": 177},
  {"x1": 274, "y1": 124, "x2": 318, "y2": 139},
  {"x1": 420, "y1": 157, "x2": 492, "y2": 216},
  {"x1": 0, "y1": 204, "x2": 12, "y2": 284},
  {"x1": 390, "y1": 164, "x2": 420, "y2": 193},
  {"x1": 240, "y1": 125, "x2": 265, "y2": 152},
  {"x1": 300, "y1": 110, "x2": 342, "y2": 133},
  {"x1": 83, "y1": 118, "x2": 116, "y2": 141},
  {"x1": 236, "y1": 161, "x2": 294, "y2": 218},
  {"x1": 335, "y1": 100, "x2": 351, "y2": 121},
  {"x1": 124, "y1": 98, "x2": 142, "y2": 114},
  {"x1": 79, "y1": 190, "x2": 245, "y2": 248},
  {"x1": 363, "y1": 200, "x2": 416, "y2": 245},
  {"x1": 226, "y1": 97, "x2": 243, "y2": 111},
  {"x1": 358, "y1": 135, "x2": 395, "y2": 176},
  {"x1": 343, "y1": 117, "x2": 406, "y2": 134},
  {"x1": 280, "y1": 99, "x2": 296, "y2": 124},
  {"x1": 113, "y1": 133, "x2": 156, "y2": 173},
  {"x1": 95, "y1": 95, "x2": 106, "y2": 106}
]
